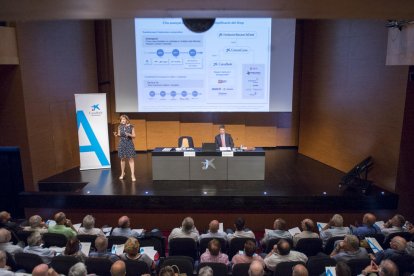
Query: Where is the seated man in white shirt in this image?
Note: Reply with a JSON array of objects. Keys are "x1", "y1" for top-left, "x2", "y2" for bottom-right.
[
  {"x1": 0, "y1": 229, "x2": 22, "y2": 256},
  {"x1": 199, "y1": 220, "x2": 227, "y2": 241},
  {"x1": 320, "y1": 214, "x2": 351, "y2": 246},
  {"x1": 382, "y1": 214, "x2": 405, "y2": 236},
  {"x1": 168, "y1": 217, "x2": 199, "y2": 242},
  {"x1": 264, "y1": 239, "x2": 308, "y2": 272},
  {"x1": 111, "y1": 216, "x2": 144, "y2": 238},
  {"x1": 78, "y1": 215, "x2": 104, "y2": 236},
  {"x1": 261, "y1": 218, "x2": 292, "y2": 246},
  {"x1": 293, "y1": 218, "x2": 319, "y2": 247},
  {"x1": 227, "y1": 217, "x2": 255, "y2": 241},
  {"x1": 23, "y1": 232, "x2": 55, "y2": 264},
  {"x1": 329, "y1": 234, "x2": 369, "y2": 263}
]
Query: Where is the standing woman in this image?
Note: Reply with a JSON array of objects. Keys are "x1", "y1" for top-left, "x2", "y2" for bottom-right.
[{"x1": 113, "y1": 115, "x2": 136, "y2": 181}]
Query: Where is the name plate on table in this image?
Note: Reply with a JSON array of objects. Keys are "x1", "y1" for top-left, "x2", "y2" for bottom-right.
[
  {"x1": 221, "y1": 151, "x2": 234, "y2": 157},
  {"x1": 184, "y1": 151, "x2": 196, "y2": 157}
]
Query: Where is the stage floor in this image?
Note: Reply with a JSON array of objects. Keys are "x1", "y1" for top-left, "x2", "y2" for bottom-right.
[{"x1": 19, "y1": 148, "x2": 398, "y2": 212}]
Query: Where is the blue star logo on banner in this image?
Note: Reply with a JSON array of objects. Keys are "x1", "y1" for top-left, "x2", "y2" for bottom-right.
[{"x1": 91, "y1": 104, "x2": 100, "y2": 111}]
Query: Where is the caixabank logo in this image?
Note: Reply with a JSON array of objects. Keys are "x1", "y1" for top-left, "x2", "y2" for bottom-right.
[{"x1": 89, "y1": 103, "x2": 103, "y2": 116}]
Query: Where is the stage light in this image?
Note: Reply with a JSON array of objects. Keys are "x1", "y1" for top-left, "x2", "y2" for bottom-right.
[
  {"x1": 263, "y1": 191, "x2": 267, "y2": 195},
  {"x1": 381, "y1": 191, "x2": 385, "y2": 195},
  {"x1": 86, "y1": 191, "x2": 90, "y2": 194},
  {"x1": 145, "y1": 191, "x2": 149, "y2": 195},
  {"x1": 323, "y1": 192, "x2": 327, "y2": 195},
  {"x1": 203, "y1": 191, "x2": 207, "y2": 195}
]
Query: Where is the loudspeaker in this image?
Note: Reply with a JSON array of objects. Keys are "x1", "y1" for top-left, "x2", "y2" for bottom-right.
[{"x1": 182, "y1": 18, "x2": 215, "y2": 33}]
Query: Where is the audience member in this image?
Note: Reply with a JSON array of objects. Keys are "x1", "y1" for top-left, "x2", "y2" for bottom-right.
[
  {"x1": 89, "y1": 236, "x2": 119, "y2": 262},
  {"x1": 293, "y1": 218, "x2": 319, "y2": 246},
  {"x1": 110, "y1": 260, "x2": 126, "y2": 276},
  {"x1": 77, "y1": 215, "x2": 104, "y2": 236},
  {"x1": 32, "y1": 264, "x2": 59, "y2": 276},
  {"x1": 62, "y1": 237, "x2": 86, "y2": 262},
  {"x1": 330, "y1": 234, "x2": 369, "y2": 262},
  {"x1": 260, "y1": 218, "x2": 292, "y2": 245},
  {"x1": 48, "y1": 212, "x2": 77, "y2": 239},
  {"x1": 0, "y1": 250, "x2": 13, "y2": 276},
  {"x1": 248, "y1": 260, "x2": 265, "y2": 276},
  {"x1": 200, "y1": 239, "x2": 229, "y2": 265},
  {"x1": 22, "y1": 215, "x2": 48, "y2": 234},
  {"x1": 120, "y1": 237, "x2": 154, "y2": 270},
  {"x1": 199, "y1": 220, "x2": 227, "y2": 241},
  {"x1": 320, "y1": 214, "x2": 351, "y2": 246},
  {"x1": 68, "y1": 262, "x2": 87, "y2": 276},
  {"x1": 263, "y1": 239, "x2": 307, "y2": 272},
  {"x1": 382, "y1": 214, "x2": 405, "y2": 236},
  {"x1": 198, "y1": 266, "x2": 213, "y2": 276},
  {"x1": 168, "y1": 217, "x2": 199, "y2": 242},
  {"x1": 158, "y1": 266, "x2": 175, "y2": 276},
  {"x1": 0, "y1": 229, "x2": 22, "y2": 256},
  {"x1": 23, "y1": 232, "x2": 55, "y2": 264},
  {"x1": 292, "y1": 263, "x2": 308, "y2": 276},
  {"x1": 350, "y1": 213, "x2": 381, "y2": 238},
  {"x1": 0, "y1": 212, "x2": 19, "y2": 233},
  {"x1": 372, "y1": 236, "x2": 412, "y2": 265},
  {"x1": 335, "y1": 261, "x2": 351, "y2": 276},
  {"x1": 231, "y1": 240, "x2": 264, "y2": 267},
  {"x1": 111, "y1": 216, "x2": 144, "y2": 238},
  {"x1": 361, "y1": 259, "x2": 399, "y2": 276},
  {"x1": 227, "y1": 217, "x2": 255, "y2": 241}
]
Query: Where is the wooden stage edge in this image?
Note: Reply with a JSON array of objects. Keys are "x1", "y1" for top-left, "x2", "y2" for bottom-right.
[{"x1": 19, "y1": 148, "x2": 398, "y2": 213}]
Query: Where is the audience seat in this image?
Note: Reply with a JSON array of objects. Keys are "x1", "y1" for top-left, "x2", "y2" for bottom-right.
[
  {"x1": 50, "y1": 255, "x2": 79, "y2": 275},
  {"x1": 14, "y1": 252, "x2": 44, "y2": 273},
  {"x1": 346, "y1": 258, "x2": 370, "y2": 276},
  {"x1": 306, "y1": 255, "x2": 336, "y2": 276},
  {"x1": 273, "y1": 261, "x2": 306, "y2": 276},
  {"x1": 5, "y1": 251, "x2": 17, "y2": 271},
  {"x1": 199, "y1": 237, "x2": 226, "y2": 256},
  {"x1": 124, "y1": 259, "x2": 150, "y2": 276},
  {"x1": 228, "y1": 238, "x2": 256, "y2": 260},
  {"x1": 77, "y1": 234, "x2": 98, "y2": 251},
  {"x1": 160, "y1": 256, "x2": 194, "y2": 276},
  {"x1": 107, "y1": 235, "x2": 128, "y2": 250},
  {"x1": 169, "y1": 238, "x2": 198, "y2": 260},
  {"x1": 85, "y1": 257, "x2": 112, "y2": 276},
  {"x1": 324, "y1": 236, "x2": 345, "y2": 254},
  {"x1": 42, "y1": 232, "x2": 68, "y2": 247},
  {"x1": 232, "y1": 263, "x2": 251, "y2": 276},
  {"x1": 16, "y1": 230, "x2": 33, "y2": 246},
  {"x1": 198, "y1": 262, "x2": 228, "y2": 276},
  {"x1": 295, "y1": 238, "x2": 323, "y2": 257}
]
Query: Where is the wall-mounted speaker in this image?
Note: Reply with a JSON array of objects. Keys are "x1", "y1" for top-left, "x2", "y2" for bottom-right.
[{"x1": 182, "y1": 18, "x2": 216, "y2": 33}]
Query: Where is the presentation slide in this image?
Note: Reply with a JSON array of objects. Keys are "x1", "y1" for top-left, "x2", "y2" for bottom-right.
[
  {"x1": 135, "y1": 18, "x2": 271, "y2": 112},
  {"x1": 112, "y1": 18, "x2": 295, "y2": 113}
]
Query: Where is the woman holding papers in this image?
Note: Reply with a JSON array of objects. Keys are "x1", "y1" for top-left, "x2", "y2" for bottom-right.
[{"x1": 113, "y1": 115, "x2": 136, "y2": 181}]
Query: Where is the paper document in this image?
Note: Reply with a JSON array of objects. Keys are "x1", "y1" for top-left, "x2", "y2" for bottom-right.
[
  {"x1": 365, "y1": 237, "x2": 383, "y2": 253},
  {"x1": 288, "y1": 227, "x2": 302, "y2": 236},
  {"x1": 46, "y1": 220, "x2": 56, "y2": 227},
  {"x1": 375, "y1": 221, "x2": 385, "y2": 229},
  {"x1": 325, "y1": 266, "x2": 336, "y2": 276},
  {"x1": 219, "y1": 223, "x2": 224, "y2": 233},
  {"x1": 219, "y1": 147, "x2": 231, "y2": 151},
  {"x1": 317, "y1": 222, "x2": 327, "y2": 231},
  {"x1": 140, "y1": 247, "x2": 157, "y2": 260},
  {"x1": 49, "y1": 246, "x2": 65, "y2": 254},
  {"x1": 133, "y1": 229, "x2": 144, "y2": 235},
  {"x1": 111, "y1": 244, "x2": 125, "y2": 255},
  {"x1": 80, "y1": 242, "x2": 91, "y2": 256},
  {"x1": 73, "y1": 223, "x2": 81, "y2": 232},
  {"x1": 162, "y1": 148, "x2": 172, "y2": 152}
]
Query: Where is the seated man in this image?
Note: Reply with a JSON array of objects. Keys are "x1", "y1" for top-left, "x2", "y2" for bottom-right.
[
  {"x1": 361, "y1": 259, "x2": 399, "y2": 276},
  {"x1": 200, "y1": 239, "x2": 229, "y2": 265},
  {"x1": 110, "y1": 260, "x2": 126, "y2": 276},
  {"x1": 77, "y1": 215, "x2": 104, "y2": 236},
  {"x1": 292, "y1": 264, "x2": 309, "y2": 276},
  {"x1": 382, "y1": 214, "x2": 405, "y2": 236},
  {"x1": 48, "y1": 212, "x2": 77, "y2": 239},
  {"x1": 23, "y1": 215, "x2": 48, "y2": 234},
  {"x1": 111, "y1": 216, "x2": 144, "y2": 238},
  {"x1": 199, "y1": 220, "x2": 227, "y2": 241},
  {"x1": 373, "y1": 236, "x2": 413, "y2": 265},
  {"x1": 214, "y1": 125, "x2": 234, "y2": 148},
  {"x1": 231, "y1": 240, "x2": 264, "y2": 267},
  {"x1": 261, "y1": 218, "x2": 292, "y2": 246},
  {"x1": 248, "y1": 260, "x2": 265, "y2": 276},
  {"x1": 68, "y1": 262, "x2": 87, "y2": 276},
  {"x1": 0, "y1": 229, "x2": 22, "y2": 256},
  {"x1": 263, "y1": 239, "x2": 308, "y2": 272},
  {"x1": 32, "y1": 264, "x2": 59, "y2": 276},
  {"x1": 23, "y1": 232, "x2": 55, "y2": 264},
  {"x1": 329, "y1": 234, "x2": 369, "y2": 262},
  {"x1": 89, "y1": 236, "x2": 119, "y2": 262},
  {"x1": 320, "y1": 214, "x2": 351, "y2": 246},
  {"x1": 293, "y1": 218, "x2": 319, "y2": 247},
  {"x1": 351, "y1": 213, "x2": 381, "y2": 238},
  {"x1": 168, "y1": 217, "x2": 199, "y2": 242},
  {"x1": 0, "y1": 211, "x2": 20, "y2": 233},
  {"x1": 227, "y1": 217, "x2": 255, "y2": 241},
  {"x1": 0, "y1": 250, "x2": 13, "y2": 276}
]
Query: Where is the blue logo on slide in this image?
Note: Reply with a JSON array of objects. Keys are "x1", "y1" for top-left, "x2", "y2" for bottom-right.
[
  {"x1": 192, "y1": 91, "x2": 198, "y2": 97},
  {"x1": 156, "y1": 49, "x2": 164, "y2": 57},
  {"x1": 91, "y1": 104, "x2": 100, "y2": 111},
  {"x1": 149, "y1": 91, "x2": 156, "y2": 97},
  {"x1": 189, "y1": 49, "x2": 196, "y2": 57},
  {"x1": 76, "y1": 111, "x2": 109, "y2": 166},
  {"x1": 181, "y1": 91, "x2": 187, "y2": 97},
  {"x1": 172, "y1": 49, "x2": 180, "y2": 57},
  {"x1": 160, "y1": 91, "x2": 166, "y2": 97},
  {"x1": 170, "y1": 91, "x2": 177, "y2": 97}
]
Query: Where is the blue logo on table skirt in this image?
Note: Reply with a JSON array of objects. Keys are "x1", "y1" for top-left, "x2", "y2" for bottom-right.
[
  {"x1": 91, "y1": 104, "x2": 100, "y2": 111},
  {"x1": 201, "y1": 159, "x2": 216, "y2": 170}
]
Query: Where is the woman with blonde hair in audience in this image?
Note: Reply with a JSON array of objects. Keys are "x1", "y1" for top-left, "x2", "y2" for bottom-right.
[{"x1": 120, "y1": 237, "x2": 155, "y2": 270}]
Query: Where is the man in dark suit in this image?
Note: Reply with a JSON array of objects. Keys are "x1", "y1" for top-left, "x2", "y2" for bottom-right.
[{"x1": 215, "y1": 125, "x2": 234, "y2": 148}]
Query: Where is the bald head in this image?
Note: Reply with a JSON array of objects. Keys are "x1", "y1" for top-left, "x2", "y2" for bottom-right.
[
  {"x1": 248, "y1": 260, "x2": 264, "y2": 276},
  {"x1": 110, "y1": 260, "x2": 126, "y2": 276},
  {"x1": 118, "y1": 216, "x2": 130, "y2": 228},
  {"x1": 363, "y1": 213, "x2": 376, "y2": 226},
  {"x1": 32, "y1": 264, "x2": 49, "y2": 276},
  {"x1": 0, "y1": 229, "x2": 11, "y2": 243},
  {"x1": 379, "y1": 259, "x2": 399, "y2": 276},
  {"x1": 209, "y1": 220, "x2": 219, "y2": 233},
  {"x1": 292, "y1": 264, "x2": 308, "y2": 276},
  {"x1": 390, "y1": 236, "x2": 407, "y2": 251}
]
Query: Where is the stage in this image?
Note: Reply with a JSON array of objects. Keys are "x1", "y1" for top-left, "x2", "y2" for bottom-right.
[{"x1": 19, "y1": 148, "x2": 398, "y2": 212}]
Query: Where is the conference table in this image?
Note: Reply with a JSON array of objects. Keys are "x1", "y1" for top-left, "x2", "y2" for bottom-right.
[{"x1": 152, "y1": 147, "x2": 265, "y2": 180}]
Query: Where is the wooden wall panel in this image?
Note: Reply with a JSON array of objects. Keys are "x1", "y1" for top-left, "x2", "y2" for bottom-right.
[
  {"x1": 146, "y1": 121, "x2": 180, "y2": 149},
  {"x1": 180, "y1": 122, "x2": 214, "y2": 147},
  {"x1": 299, "y1": 20, "x2": 408, "y2": 192}
]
